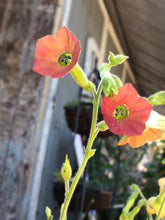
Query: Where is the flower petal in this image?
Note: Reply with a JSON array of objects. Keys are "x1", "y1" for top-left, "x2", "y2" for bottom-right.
[
  {"x1": 118, "y1": 127, "x2": 163, "y2": 148},
  {"x1": 33, "y1": 26, "x2": 81, "y2": 78},
  {"x1": 33, "y1": 58, "x2": 62, "y2": 77}
]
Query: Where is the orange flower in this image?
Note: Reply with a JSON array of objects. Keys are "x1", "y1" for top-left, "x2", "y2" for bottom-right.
[
  {"x1": 118, "y1": 127, "x2": 163, "y2": 148},
  {"x1": 33, "y1": 26, "x2": 81, "y2": 78}
]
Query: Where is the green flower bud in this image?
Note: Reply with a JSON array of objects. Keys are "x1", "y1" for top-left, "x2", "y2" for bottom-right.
[
  {"x1": 61, "y1": 155, "x2": 72, "y2": 181},
  {"x1": 45, "y1": 206, "x2": 53, "y2": 220},
  {"x1": 100, "y1": 63, "x2": 118, "y2": 97},
  {"x1": 97, "y1": 120, "x2": 109, "y2": 131}
]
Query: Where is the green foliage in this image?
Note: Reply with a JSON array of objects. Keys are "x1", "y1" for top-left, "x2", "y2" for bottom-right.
[
  {"x1": 87, "y1": 136, "x2": 147, "y2": 219},
  {"x1": 108, "y1": 52, "x2": 129, "y2": 67},
  {"x1": 141, "y1": 141, "x2": 165, "y2": 198},
  {"x1": 148, "y1": 91, "x2": 165, "y2": 105}
]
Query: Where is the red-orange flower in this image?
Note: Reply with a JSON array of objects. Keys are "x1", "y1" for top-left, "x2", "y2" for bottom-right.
[
  {"x1": 101, "y1": 83, "x2": 153, "y2": 136},
  {"x1": 118, "y1": 127, "x2": 163, "y2": 148},
  {"x1": 33, "y1": 26, "x2": 81, "y2": 78}
]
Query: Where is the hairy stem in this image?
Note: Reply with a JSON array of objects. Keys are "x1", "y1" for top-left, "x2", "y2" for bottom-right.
[{"x1": 59, "y1": 82, "x2": 102, "y2": 220}]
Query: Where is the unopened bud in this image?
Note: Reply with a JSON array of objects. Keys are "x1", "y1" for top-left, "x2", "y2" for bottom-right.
[
  {"x1": 100, "y1": 63, "x2": 118, "y2": 97},
  {"x1": 61, "y1": 155, "x2": 72, "y2": 181},
  {"x1": 45, "y1": 206, "x2": 53, "y2": 220}
]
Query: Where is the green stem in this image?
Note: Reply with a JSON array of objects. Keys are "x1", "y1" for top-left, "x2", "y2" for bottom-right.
[
  {"x1": 59, "y1": 82, "x2": 102, "y2": 220},
  {"x1": 65, "y1": 179, "x2": 69, "y2": 196},
  {"x1": 133, "y1": 184, "x2": 153, "y2": 220},
  {"x1": 156, "y1": 186, "x2": 165, "y2": 220},
  {"x1": 86, "y1": 81, "x2": 102, "y2": 153}
]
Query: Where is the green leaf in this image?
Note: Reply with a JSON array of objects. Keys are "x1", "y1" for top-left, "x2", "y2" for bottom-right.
[
  {"x1": 148, "y1": 91, "x2": 165, "y2": 105},
  {"x1": 108, "y1": 52, "x2": 129, "y2": 66},
  {"x1": 162, "y1": 159, "x2": 165, "y2": 165}
]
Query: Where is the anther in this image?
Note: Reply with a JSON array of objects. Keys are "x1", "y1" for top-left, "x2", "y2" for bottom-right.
[
  {"x1": 113, "y1": 104, "x2": 128, "y2": 120},
  {"x1": 58, "y1": 52, "x2": 72, "y2": 66}
]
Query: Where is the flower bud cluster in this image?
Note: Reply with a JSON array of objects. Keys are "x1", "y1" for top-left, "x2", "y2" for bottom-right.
[{"x1": 100, "y1": 63, "x2": 122, "y2": 97}]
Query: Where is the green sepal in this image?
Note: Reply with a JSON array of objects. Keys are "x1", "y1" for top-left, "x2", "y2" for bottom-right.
[
  {"x1": 111, "y1": 74, "x2": 122, "y2": 88},
  {"x1": 162, "y1": 159, "x2": 165, "y2": 165},
  {"x1": 87, "y1": 149, "x2": 96, "y2": 159},
  {"x1": 99, "y1": 63, "x2": 110, "y2": 77},
  {"x1": 109, "y1": 51, "x2": 115, "y2": 63},
  {"x1": 108, "y1": 52, "x2": 129, "y2": 67},
  {"x1": 147, "y1": 91, "x2": 165, "y2": 105},
  {"x1": 45, "y1": 206, "x2": 53, "y2": 220},
  {"x1": 102, "y1": 74, "x2": 118, "y2": 96},
  {"x1": 97, "y1": 120, "x2": 109, "y2": 131}
]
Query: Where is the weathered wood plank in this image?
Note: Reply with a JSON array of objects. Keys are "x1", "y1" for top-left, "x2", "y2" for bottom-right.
[{"x1": 0, "y1": 0, "x2": 57, "y2": 219}]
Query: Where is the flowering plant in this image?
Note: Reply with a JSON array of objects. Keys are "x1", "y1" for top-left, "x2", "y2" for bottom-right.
[{"x1": 33, "y1": 26, "x2": 165, "y2": 220}]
